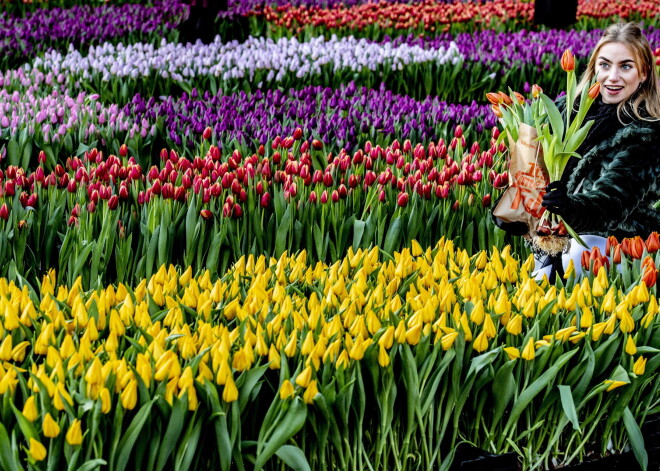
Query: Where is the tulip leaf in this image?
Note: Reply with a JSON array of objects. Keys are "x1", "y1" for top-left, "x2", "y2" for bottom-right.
[
  {"x1": 275, "y1": 205, "x2": 292, "y2": 257},
  {"x1": 155, "y1": 395, "x2": 188, "y2": 471},
  {"x1": 7, "y1": 137, "x2": 19, "y2": 167},
  {"x1": 237, "y1": 365, "x2": 268, "y2": 414},
  {"x1": 558, "y1": 385, "x2": 581, "y2": 432},
  {"x1": 503, "y1": 349, "x2": 578, "y2": 434},
  {"x1": 112, "y1": 398, "x2": 157, "y2": 471},
  {"x1": 76, "y1": 460, "x2": 108, "y2": 471},
  {"x1": 0, "y1": 423, "x2": 21, "y2": 471},
  {"x1": 383, "y1": 217, "x2": 402, "y2": 255},
  {"x1": 174, "y1": 412, "x2": 203, "y2": 471},
  {"x1": 491, "y1": 359, "x2": 517, "y2": 428},
  {"x1": 540, "y1": 94, "x2": 564, "y2": 142},
  {"x1": 623, "y1": 407, "x2": 648, "y2": 471},
  {"x1": 254, "y1": 397, "x2": 307, "y2": 470},
  {"x1": 352, "y1": 219, "x2": 366, "y2": 250},
  {"x1": 274, "y1": 445, "x2": 311, "y2": 471}
]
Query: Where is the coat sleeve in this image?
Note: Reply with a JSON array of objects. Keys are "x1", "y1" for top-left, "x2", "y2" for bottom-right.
[{"x1": 563, "y1": 124, "x2": 660, "y2": 234}]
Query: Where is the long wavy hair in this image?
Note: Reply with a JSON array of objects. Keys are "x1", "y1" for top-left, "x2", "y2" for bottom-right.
[{"x1": 577, "y1": 22, "x2": 660, "y2": 122}]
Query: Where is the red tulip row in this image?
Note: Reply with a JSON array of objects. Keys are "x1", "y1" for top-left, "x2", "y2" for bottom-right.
[
  {"x1": 0, "y1": 128, "x2": 505, "y2": 224},
  {"x1": 257, "y1": 0, "x2": 533, "y2": 33}
]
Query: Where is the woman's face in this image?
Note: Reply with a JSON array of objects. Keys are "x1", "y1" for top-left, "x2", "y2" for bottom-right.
[{"x1": 595, "y1": 42, "x2": 647, "y2": 104}]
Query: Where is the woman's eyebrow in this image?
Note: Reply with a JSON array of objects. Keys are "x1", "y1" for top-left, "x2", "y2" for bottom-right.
[{"x1": 597, "y1": 56, "x2": 635, "y2": 64}]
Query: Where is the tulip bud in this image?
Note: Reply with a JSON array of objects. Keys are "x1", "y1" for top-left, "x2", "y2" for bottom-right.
[
  {"x1": 0, "y1": 203, "x2": 8, "y2": 220},
  {"x1": 485, "y1": 92, "x2": 501, "y2": 105},
  {"x1": 66, "y1": 419, "x2": 83, "y2": 446},
  {"x1": 561, "y1": 49, "x2": 575, "y2": 72},
  {"x1": 454, "y1": 126, "x2": 463, "y2": 139},
  {"x1": 396, "y1": 192, "x2": 409, "y2": 207},
  {"x1": 200, "y1": 209, "x2": 213, "y2": 220},
  {"x1": 232, "y1": 203, "x2": 242, "y2": 218},
  {"x1": 43, "y1": 412, "x2": 60, "y2": 438},
  {"x1": 260, "y1": 192, "x2": 271, "y2": 208},
  {"x1": 587, "y1": 82, "x2": 601, "y2": 100},
  {"x1": 202, "y1": 126, "x2": 212, "y2": 140},
  {"x1": 29, "y1": 438, "x2": 47, "y2": 461},
  {"x1": 107, "y1": 195, "x2": 119, "y2": 210},
  {"x1": 119, "y1": 144, "x2": 128, "y2": 158},
  {"x1": 482, "y1": 194, "x2": 492, "y2": 207},
  {"x1": 531, "y1": 84, "x2": 543, "y2": 98}
]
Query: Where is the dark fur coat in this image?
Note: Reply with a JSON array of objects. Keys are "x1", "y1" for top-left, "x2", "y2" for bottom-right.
[{"x1": 560, "y1": 106, "x2": 660, "y2": 239}]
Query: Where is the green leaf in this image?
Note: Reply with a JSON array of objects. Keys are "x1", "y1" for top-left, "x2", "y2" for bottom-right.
[
  {"x1": 558, "y1": 385, "x2": 581, "y2": 432},
  {"x1": 383, "y1": 217, "x2": 402, "y2": 254},
  {"x1": 9, "y1": 402, "x2": 38, "y2": 442},
  {"x1": 77, "y1": 459, "x2": 108, "y2": 471},
  {"x1": 255, "y1": 397, "x2": 307, "y2": 470},
  {"x1": 504, "y1": 349, "x2": 578, "y2": 433},
  {"x1": 7, "y1": 137, "x2": 19, "y2": 167},
  {"x1": 540, "y1": 94, "x2": 565, "y2": 142},
  {"x1": 0, "y1": 422, "x2": 22, "y2": 471},
  {"x1": 491, "y1": 359, "x2": 517, "y2": 427},
  {"x1": 275, "y1": 205, "x2": 293, "y2": 257},
  {"x1": 623, "y1": 407, "x2": 648, "y2": 471},
  {"x1": 112, "y1": 399, "x2": 156, "y2": 471},
  {"x1": 352, "y1": 219, "x2": 366, "y2": 249},
  {"x1": 155, "y1": 395, "x2": 188, "y2": 471},
  {"x1": 274, "y1": 445, "x2": 311, "y2": 471}
]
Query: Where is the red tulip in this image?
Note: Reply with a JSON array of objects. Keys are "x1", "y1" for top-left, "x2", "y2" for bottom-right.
[
  {"x1": 397, "y1": 192, "x2": 409, "y2": 207},
  {"x1": 203, "y1": 127, "x2": 212, "y2": 140},
  {"x1": 0, "y1": 203, "x2": 8, "y2": 220},
  {"x1": 232, "y1": 204, "x2": 242, "y2": 218},
  {"x1": 119, "y1": 144, "x2": 128, "y2": 158},
  {"x1": 107, "y1": 195, "x2": 119, "y2": 210}
]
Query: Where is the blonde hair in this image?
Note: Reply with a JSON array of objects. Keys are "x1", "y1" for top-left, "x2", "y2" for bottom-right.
[{"x1": 577, "y1": 22, "x2": 660, "y2": 122}]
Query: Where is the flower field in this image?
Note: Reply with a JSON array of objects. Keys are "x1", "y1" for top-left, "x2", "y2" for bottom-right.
[{"x1": 0, "y1": 0, "x2": 658, "y2": 470}]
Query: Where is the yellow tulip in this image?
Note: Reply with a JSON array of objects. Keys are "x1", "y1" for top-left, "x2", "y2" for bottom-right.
[
  {"x1": 22, "y1": 396, "x2": 38, "y2": 422},
  {"x1": 591, "y1": 322, "x2": 607, "y2": 341},
  {"x1": 373, "y1": 341, "x2": 388, "y2": 366},
  {"x1": 43, "y1": 412, "x2": 60, "y2": 438},
  {"x1": 66, "y1": 419, "x2": 83, "y2": 446},
  {"x1": 222, "y1": 375, "x2": 238, "y2": 403},
  {"x1": 279, "y1": 380, "x2": 295, "y2": 400},
  {"x1": 521, "y1": 337, "x2": 535, "y2": 361},
  {"x1": 469, "y1": 300, "x2": 485, "y2": 325},
  {"x1": 625, "y1": 335, "x2": 637, "y2": 355},
  {"x1": 303, "y1": 380, "x2": 319, "y2": 404},
  {"x1": 120, "y1": 379, "x2": 138, "y2": 410},
  {"x1": 483, "y1": 314, "x2": 497, "y2": 339},
  {"x1": 503, "y1": 347, "x2": 520, "y2": 360},
  {"x1": 633, "y1": 356, "x2": 647, "y2": 376},
  {"x1": 441, "y1": 332, "x2": 459, "y2": 351},
  {"x1": 405, "y1": 323, "x2": 422, "y2": 346},
  {"x1": 100, "y1": 387, "x2": 112, "y2": 414},
  {"x1": 619, "y1": 310, "x2": 635, "y2": 333},
  {"x1": 378, "y1": 326, "x2": 395, "y2": 350},
  {"x1": 28, "y1": 438, "x2": 47, "y2": 461},
  {"x1": 54, "y1": 383, "x2": 74, "y2": 411},
  {"x1": 554, "y1": 326, "x2": 576, "y2": 343},
  {"x1": 295, "y1": 365, "x2": 313, "y2": 388},
  {"x1": 472, "y1": 331, "x2": 489, "y2": 353},
  {"x1": 604, "y1": 380, "x2": 627, "y2": 392},
  {"x1": 505, "y1": 314, "x2": 522, "y2": 336}
]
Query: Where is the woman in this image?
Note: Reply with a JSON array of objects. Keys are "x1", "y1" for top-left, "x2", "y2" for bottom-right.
[{"x1": 531, "y1": 22, "x2": 660, "y2": 280}]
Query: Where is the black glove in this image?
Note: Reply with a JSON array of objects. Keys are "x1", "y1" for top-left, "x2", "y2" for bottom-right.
[{"x1": 542, "y1": 180, "x2": 569, "y2": 216}]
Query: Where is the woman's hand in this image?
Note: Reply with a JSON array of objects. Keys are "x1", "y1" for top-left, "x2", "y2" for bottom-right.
[{"x1": 542, "y1": 181, "x2": 569, "y2": 216}]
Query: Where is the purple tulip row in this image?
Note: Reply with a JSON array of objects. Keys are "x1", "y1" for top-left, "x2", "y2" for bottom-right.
[
  {"x1": 0, "y1": 0, "x2": 185, "y2": 65},
  {"x1": 123, "y1": 82, "x2": 497, "y2": 150},
  {"x1": 386, "y1": 27, "x2": 660, "y2": 68}
]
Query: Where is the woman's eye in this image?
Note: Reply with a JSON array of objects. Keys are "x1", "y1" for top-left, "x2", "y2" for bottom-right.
[
  {"x1": 599, "y1": 62, "x2": 609, "y2": 69},
  {"x1": 622, "y1": 64, "x2": 632, "y2": 70}
]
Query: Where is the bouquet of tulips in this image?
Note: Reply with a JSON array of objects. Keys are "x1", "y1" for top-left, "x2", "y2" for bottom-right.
[{"x1": 489, "y1": 49, "x2": 601, "y2": 256}]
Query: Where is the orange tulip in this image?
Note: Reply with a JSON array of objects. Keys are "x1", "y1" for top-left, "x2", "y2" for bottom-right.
[
  {"x1": 561, "y1": 49, "x2": 575, "y2": 72},
  {"x1": 531, "y1": 84, "x2": 543, "y2": 98},
  {"x1": 486, "y1": 92, "x2": 501, "y2": 105},
  {"x1": 612, "y1": 245, "x2": 622, "y2": 264},
  {"x1": 645, "y1": 232, "x2": 660, "y2": 253},
  {"x1": 491, "y1": 104, "x2": 503, "y2": 118},
  {"x1": 642, "y1": 267, "x2": 657, "y2": 287},
  {"x1": 513, "y1": 92, "x2": 525, "y2": 105},
  {"x1": 498, "y1": 91, "x2": 512, "y2": 106},
  {"x1": 587, "y1": 82, "x2": 601, "y2": 99},
  {"x1": 630, "y1": 237, "x2": 645, "y2": 259},
  {"x1": 606, "y1": 235, "x2": 619, "y2": 255}
]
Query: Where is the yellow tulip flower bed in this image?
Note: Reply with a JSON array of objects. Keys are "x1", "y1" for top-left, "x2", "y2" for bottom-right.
[{"x1": 0, "y1": 239, "x2": 657, "y2": 470}]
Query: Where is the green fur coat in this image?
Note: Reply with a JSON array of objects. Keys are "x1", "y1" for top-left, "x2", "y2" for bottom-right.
[{"x1": 561, "y1": 115, "x2": 660, "y2": 238}]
